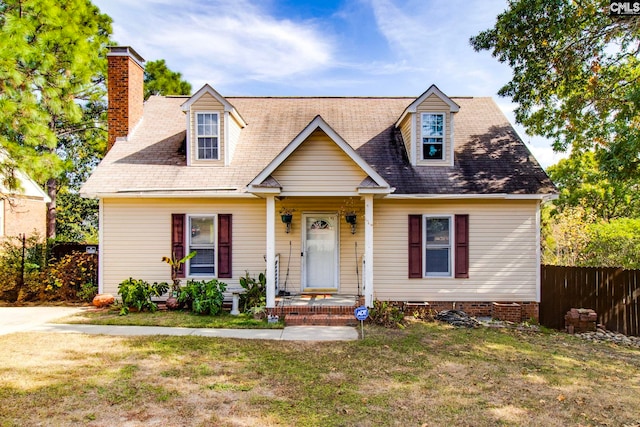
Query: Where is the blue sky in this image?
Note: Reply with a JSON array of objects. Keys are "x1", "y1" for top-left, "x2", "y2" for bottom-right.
[{"x1": 92, "y1": 0, "x2": 564, "y2": 168}]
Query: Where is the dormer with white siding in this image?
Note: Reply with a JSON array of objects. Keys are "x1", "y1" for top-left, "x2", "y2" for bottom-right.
[
  {"x1": 181, "y1": 84, "x2": 246, "y2": 166},
  {"x1": 396, "y1": 85, "x2": 460, "y2": 167}
]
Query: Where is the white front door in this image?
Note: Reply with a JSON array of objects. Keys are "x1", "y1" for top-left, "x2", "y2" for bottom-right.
[{"x1": 302, "y1": 214, "x2": 339, "y2": 291}]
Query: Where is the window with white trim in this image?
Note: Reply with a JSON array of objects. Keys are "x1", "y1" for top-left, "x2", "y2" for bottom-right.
[
  {"x1": 424, "y1": 216, "x2": 452, "y2": 276},
  {"x1": 188, "y1": 215, "x2": 216, "y2": 275},
  {"x1": 196, "y1": 112, "x2": 219, "y2": 160},
  {"x1": 421, "y1": 113, "x2": 444, "y2": 160}
]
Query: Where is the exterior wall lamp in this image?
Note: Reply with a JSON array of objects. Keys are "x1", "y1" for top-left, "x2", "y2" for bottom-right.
[{"x1": 345, "y1": 213, "x2": 357, "y2": 234}]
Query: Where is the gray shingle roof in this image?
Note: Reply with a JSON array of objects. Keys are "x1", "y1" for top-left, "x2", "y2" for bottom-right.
[{"x1": 81, "y1": 94, "x2": 556, "y2": 196}]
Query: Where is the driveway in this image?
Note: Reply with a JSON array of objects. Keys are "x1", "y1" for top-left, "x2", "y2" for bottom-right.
[{"x1": 0, "y1": 306, "x2": 85, "y2": 335}]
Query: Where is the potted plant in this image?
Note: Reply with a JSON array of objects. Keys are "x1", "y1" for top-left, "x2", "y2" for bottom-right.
[
  {"x1": 279, "y1": 206, "x2": 294, "y2": 224},
  {"x1": 279, "y1": 205, "x2": 295, "y2": 233},
  {"x1": 161, "y1": 251, "x2": 196, "y2": 309}
]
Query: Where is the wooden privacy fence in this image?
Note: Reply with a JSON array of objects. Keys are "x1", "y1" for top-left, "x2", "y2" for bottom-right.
[{"x1": 540, "y1": 265, "x2": 640, "y2": 337}]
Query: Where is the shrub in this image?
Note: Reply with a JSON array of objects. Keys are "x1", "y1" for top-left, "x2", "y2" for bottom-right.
[
  {"x1": 0, "y1": 235, "x2": 47, "y2": 302},
  {"x1": 0, "y1": 237, "x2": 100, "y2": 303},
  {"x1": 46, "y1": 253, "x2": 98, "y2": 301},
  {"x1": 178, "y1": 279, "x2": 227, "y2": 315},
  {"x1": 238, "y1": 272, "x2": 266, "y2": 313},
  {"x1": 368, "y1": 300, "x2": 405, "y2": 328},
  {"x1": 117, "y1": 278, "x2": 169, "y2": 315},
  {"x1": 410, "y1": 306, "x2": 436, "y2": 322},
  {"x1": 77, "y1": 282, "x2": 99, "y2": 302}
]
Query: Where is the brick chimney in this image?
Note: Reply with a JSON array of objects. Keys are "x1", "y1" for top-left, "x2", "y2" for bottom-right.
[{"x1": 107, "y1": 46, "x2": 145, "y2": 151}]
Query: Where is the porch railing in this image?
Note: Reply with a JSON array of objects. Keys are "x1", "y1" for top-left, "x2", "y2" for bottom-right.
[{"x1": 274, "y1": 253, "x2": 280, "y2": 294}]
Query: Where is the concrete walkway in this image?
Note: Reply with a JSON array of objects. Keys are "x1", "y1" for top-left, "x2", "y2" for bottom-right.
[{"x1": 0, "y1": 306, "x2": 358, "y2": 341}]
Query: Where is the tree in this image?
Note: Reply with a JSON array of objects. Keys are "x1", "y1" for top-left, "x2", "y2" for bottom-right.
[
  {"x1": 143, "y1": 59, "x2": 191, "y2": 100},
  {"x1": 0, "y1": 0, "x2": 112, "y2": 239},
  {"x1": 583, "y1": 218, "x2": 640, "y2": 268},
  {"x1": 470, "y1": 0, "x2": 640, "y2": 178},
  {"x1": 547, "y1": 150, "x2": 640, "y2": 220},
  {"x1": 55, "y1": 192, "x2": 98, "y2": 243},
  {"x1": 541, "y1": 205, "x2": 593, "y2": 266}
]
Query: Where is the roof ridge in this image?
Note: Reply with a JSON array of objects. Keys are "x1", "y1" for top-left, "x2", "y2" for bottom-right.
[{"x1": 224, "y1": 95, "x2": 417, "y2": 99}]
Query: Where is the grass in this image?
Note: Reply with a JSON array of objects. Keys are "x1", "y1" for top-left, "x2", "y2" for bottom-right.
[
  {"x1": 1, "y1": 321, "x2": 639, "y2": 426},
  {"x1": 58, "y1": 307, "x2": 284, "y2": 329}
]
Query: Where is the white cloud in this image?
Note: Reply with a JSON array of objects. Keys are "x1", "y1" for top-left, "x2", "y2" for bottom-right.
[
  {"x1": 94, "y1": 0, "x2": 335, "y2": 90},
  {"x1": 365, "y1": 0, "x2": 511, "y2": 95}
]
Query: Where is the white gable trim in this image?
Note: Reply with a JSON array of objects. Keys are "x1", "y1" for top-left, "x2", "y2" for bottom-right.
[
  {"x1": 224, "y1": 111, "x2": 230, "y2": 166},
  {"x1": 449, "y1": 112, "x2": 455, "y2": 167},
  {"x1": 181, "y1": 84, "x2": 246, "y2": 127},
  {"x1": 14, "y1": 170, "x2": 50, "y2": 202},
  {"x1": 395, "y1": 84, "x2": 460, "y2": 128},
  {"x1": 248, "y1": 115, "x2": 391, "y2": 192},
  {"x1": 0, "y1": 151, "x2": 50, "y2": 202},
  {"x1": 411, "y1": 113, "x2": 417, "y2": 167}
]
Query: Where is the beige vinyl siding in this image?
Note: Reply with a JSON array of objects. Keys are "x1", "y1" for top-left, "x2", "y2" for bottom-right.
[
  {"x1": 416, "y1": 93, "x2": 451, "y2": 166},
  {"x1": 101, "y1": 196, "x2": 363, "y2": 296},
  {"x1": 189, "y1": 92, "x2": 225, "y2": 166},
  {"x1": 272, "y1": 130, "x2": 367, "y2": 194},
  {"x1": 398, "y1": 114, "x2": 413, "y2": 164},
  {"x1": 101, "y1": 198, "x2": 266, "y2": 295},
  {"x1": 372, "y1": 199, "x2": 539, "y2": 302},
  {"x1": 101, "y1": 196, "x2": 539, "y2": 301},
  {"x1": 274, "y1": 197, "x2": 363, "y2": 295}
]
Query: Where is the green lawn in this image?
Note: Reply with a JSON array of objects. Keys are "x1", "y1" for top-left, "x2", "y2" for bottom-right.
[
  {"x1": 59, "y1": 307, "x2": 284, "y2": 329},
  {"x1": 1, "y1": 322, "x2": 639, "y2": 426}
]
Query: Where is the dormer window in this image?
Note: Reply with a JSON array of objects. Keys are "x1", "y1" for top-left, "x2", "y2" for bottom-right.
[
  {"x1": 196, "y1": 112, "x2": 219, "y2": 160},
  {"x1": 421, "y1": 113, "x2": 444, "y2": 160}
]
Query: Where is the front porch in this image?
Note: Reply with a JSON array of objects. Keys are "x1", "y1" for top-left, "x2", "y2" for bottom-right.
[
  {"x1": 273, "y1": 293, "x2": 362, "y2": 326},
  {"x1": 246, "y1": 116, "x2": 394, "y2": 311},
  {"x1": 251, "y1": 194, "x2": 377, "y2": 313}
]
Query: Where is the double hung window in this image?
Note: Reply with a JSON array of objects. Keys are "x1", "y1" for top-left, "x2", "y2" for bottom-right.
[
  {"x1": 196, "y1": 112, "x2": 219, "y2": 160},
  {"x1": 189, "y1": 215, "x2": 216, "y2": 275},
  {"x1": 421, "y1": 113, "x2": 444, "y2": 160},
  {"x1": 424, "y1": 216, "x2": 452, "y2": 276}
]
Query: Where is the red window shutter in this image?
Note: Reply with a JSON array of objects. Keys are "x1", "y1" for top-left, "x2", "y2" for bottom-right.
[
  {"x1": 171, "y1": 214, "x2": 186, "y2": 278},
  {"x1": 218, "y1": 214, "x2": 232, "y2": 278},
  {"x1": 408, "y1": 215, "x2": 423, "y2": 278},
  {"x1": 455, "y1": 214, "x2": 469, "y2": 278}
]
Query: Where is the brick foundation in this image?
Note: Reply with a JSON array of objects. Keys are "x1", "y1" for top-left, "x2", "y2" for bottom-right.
[
  {"x1": 271, "y1": 299, "x2": 540, "y2": 326},
  {"x1": 492, "y1": 302, "x2": 522, "y2": 323},
  {"x1": 401, "y1": 301, "x2": 539, "y2": 322}
]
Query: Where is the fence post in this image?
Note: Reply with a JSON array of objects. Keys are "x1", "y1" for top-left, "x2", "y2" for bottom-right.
[{"x1": 19, "y1": 233, "x2": 26, "y2": 292}]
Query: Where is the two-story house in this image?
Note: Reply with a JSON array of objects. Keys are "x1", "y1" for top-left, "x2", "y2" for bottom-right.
[{"x1": 81, "y1": 46, "x2": 556, "y2": 322}]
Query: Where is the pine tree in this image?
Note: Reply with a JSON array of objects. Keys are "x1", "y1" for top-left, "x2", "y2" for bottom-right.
[
  {"x1": 144, "y1": 59, "x2": 191, "y2": 100},
  {"x1": 0, "y1": 0, "x2": 112, "y2": 238}
]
